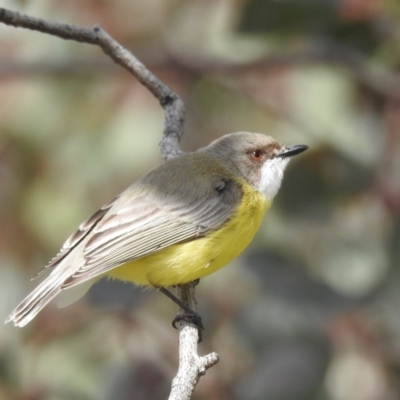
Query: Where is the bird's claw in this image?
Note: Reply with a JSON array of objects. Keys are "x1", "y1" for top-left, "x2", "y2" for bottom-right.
[{"x1": 172, "y1": 313, "x2": 204, "y2": 342}]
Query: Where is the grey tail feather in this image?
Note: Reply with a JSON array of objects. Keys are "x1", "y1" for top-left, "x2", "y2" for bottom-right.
[{"x1": 4, "y1": 275, "x2": 64, "y2": 327}]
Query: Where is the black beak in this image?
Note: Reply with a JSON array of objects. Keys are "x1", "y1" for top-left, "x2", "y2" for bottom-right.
[{"x1": 276, "y1": 144, "x2": 308, "y2": 159}]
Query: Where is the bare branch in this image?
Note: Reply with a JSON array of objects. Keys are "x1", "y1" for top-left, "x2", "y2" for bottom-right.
[
  {"x1": 0, "y1": 7, "x2": 184, "y2": 159},
  {"x1": 169, "y1": 284, "x2": 219, "y2": 400},
  {"x1": 0, "y1": 6, "x2": 216, "y2": 399}
]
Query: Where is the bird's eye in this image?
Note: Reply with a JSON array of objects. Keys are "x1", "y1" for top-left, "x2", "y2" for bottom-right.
[{"x1": 250, "y1": 149, "x2": 264, "y2": 161}]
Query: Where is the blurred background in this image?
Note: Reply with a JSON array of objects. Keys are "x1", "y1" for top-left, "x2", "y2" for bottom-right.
[{"x1": 0, "y1": 0, "x2": 399, "y2": 399}]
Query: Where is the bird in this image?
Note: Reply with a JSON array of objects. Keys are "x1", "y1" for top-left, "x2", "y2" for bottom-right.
[{"x1": 5, "y1": 132, "x2": 307, "y2": 327}]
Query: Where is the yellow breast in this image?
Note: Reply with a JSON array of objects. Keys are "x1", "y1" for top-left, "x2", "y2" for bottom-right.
[{"x1": 107, "y1": 182, "x2": 270, "y2": 287}]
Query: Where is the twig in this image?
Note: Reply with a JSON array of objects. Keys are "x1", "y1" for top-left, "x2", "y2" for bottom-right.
[
  {"x1": 0, "y1": 6, "x2": 217, "y2": 399},
  {"x1": 0, "y1": 7, "x2": 184, "y2": 159},
  {"x1": 169, "y1": 284, "x2": 219, "y2": 400}
]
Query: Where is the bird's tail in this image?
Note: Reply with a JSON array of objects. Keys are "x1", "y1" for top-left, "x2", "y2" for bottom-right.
[
  {"x1": 5, "y1": 267, "x2": 94, "y2": 327},
  {"x1": 5, "y1": 273, "x2": 64, "y2": 327}
]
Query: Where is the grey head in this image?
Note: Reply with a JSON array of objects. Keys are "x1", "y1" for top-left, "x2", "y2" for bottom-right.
[{"x1": 200, "y1": 132, "x2": 308, "y2": 200}]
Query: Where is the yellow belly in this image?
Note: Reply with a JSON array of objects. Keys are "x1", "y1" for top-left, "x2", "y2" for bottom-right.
[{"x1": 106, "y1": 185, "x2": 270, "y2": 287}]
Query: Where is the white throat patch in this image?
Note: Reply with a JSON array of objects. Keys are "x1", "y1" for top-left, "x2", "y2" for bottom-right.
[{"x1": 257, "y1": 158, "x2": 290, "y2": 200}]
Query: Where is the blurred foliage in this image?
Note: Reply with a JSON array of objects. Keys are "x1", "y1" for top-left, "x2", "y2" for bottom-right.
[
  {"x1": 240, "y1": 0, "x2": 382, "y2": 54},
  {"x1": 0, "y1": 0, "x2": 400, "y2": 399}
]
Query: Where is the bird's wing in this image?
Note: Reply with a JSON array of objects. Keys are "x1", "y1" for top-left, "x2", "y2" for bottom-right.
[
  {"x1": 60, "y1": 174, "x2": 242, "y2": 288},
  {"x1": 32, "y1": 195, "x2": 119, "y2": 279}
]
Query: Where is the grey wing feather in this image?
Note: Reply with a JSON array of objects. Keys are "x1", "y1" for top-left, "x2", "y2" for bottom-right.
[
  {"x1": 6, "y1": 196, "x2": 120, "y2": 326},
  {"x1": 62, "y1": 175, "x2": 241, "y2": 288},
  {"x1": 32, "y1": 196, "x2": 118, "y2": 279}
]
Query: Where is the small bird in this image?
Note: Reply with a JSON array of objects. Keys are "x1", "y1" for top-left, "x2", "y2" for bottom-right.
[{"x1": 6, "y1": 132, "x2": 307, "y2": 327}]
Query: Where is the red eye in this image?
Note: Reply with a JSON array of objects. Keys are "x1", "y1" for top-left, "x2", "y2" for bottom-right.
[{"x1": 251, "y1": 149, "x2": 264, "y2": 161}]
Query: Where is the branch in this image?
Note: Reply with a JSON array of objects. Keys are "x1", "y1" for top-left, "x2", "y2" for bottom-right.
[
  {"x1": 169, "y1": 284, "x2": 219, "y2": 400},
  {"x1": 0, "y1": 7, "x2": 184, "y2": 159},
  {"x1": 0, "y1": 6, "x2": 217, "y2": 399}
]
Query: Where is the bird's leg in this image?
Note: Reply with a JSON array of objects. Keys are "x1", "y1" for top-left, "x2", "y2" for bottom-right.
[
  {"x1": 157, "y1": 286, "x2": 204, "y2": 340},
  {"x1": 158, "y1": 286, "x2": 197, "y2": 316},
  {"x1": 172, "y1": 278, "x2": 200, "y2": 288}
]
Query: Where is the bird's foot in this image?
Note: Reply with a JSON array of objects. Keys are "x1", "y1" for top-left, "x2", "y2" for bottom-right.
[{"x1": 172, "y1": 312, "x2": 204, "y2": 343}]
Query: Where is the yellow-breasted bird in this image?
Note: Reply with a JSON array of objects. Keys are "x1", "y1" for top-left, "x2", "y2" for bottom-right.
[{"x1": 6, "y1": 132, "x2": 307, "y2": 327}]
